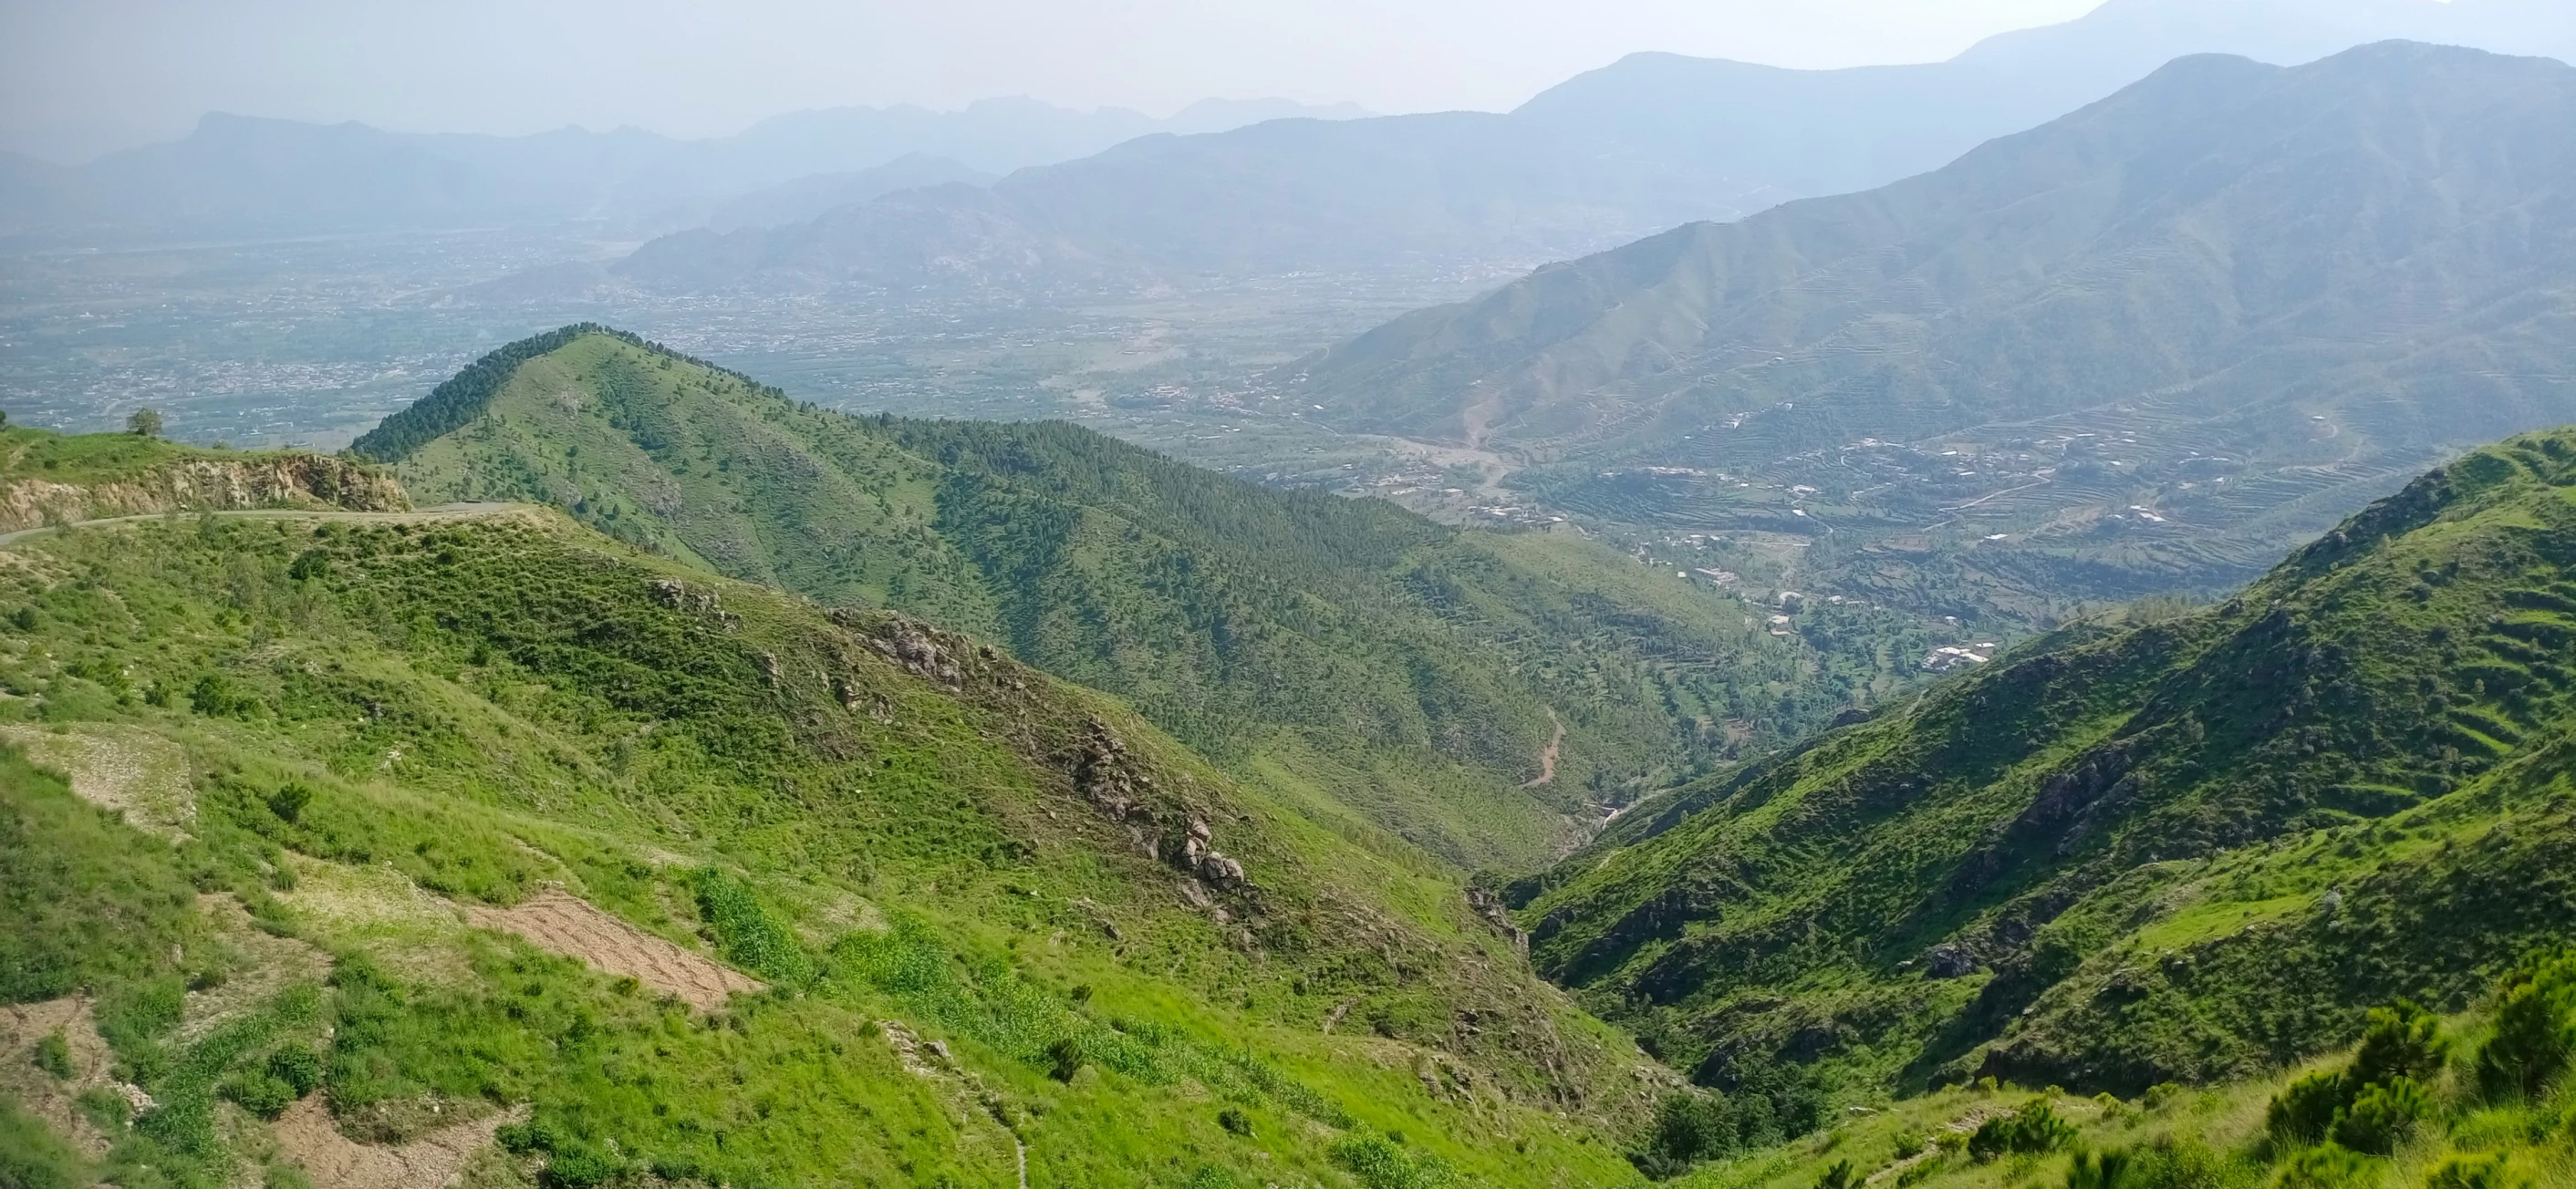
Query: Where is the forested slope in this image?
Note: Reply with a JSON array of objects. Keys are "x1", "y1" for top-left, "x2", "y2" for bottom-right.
[
  {"x1": 358, "y1": 326, "x2": 1935, "y2": 870},
  {"x1": 1510, "y1": 428, "x2": 2576, "y2": 1124}
]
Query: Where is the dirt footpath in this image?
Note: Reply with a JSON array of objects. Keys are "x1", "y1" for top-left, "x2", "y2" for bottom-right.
[{"x1": 463, "y1": 888, "x2": 762, "y2": 1010}]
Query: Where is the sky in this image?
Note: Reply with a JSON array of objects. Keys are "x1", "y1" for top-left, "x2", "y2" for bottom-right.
[{"x1": 0, "y1": 0, "x2": 2110, "y2": 163}]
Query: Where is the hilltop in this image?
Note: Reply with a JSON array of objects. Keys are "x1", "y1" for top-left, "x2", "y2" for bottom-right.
[
  {"x1": 1506, "y1": 427, "x2": 2576, "y2": 1137},
  {"x1": 351, "y1": 325, "x2": 1942, "y2": 871},
  {"x1": 1295, "y1": 42, "x2": 2576, "y2": 621},
  {"x1": 0, "y1": 480, "x2": 1665, "y2": 1187},
  {"x1": 0, "y1": 424, "x2": 402, "y2": 532}
]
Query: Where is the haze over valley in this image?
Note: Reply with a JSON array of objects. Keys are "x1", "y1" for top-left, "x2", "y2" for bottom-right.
[{"x1": 8, "y1": 3, "x2": 2576, "y2": 1187}]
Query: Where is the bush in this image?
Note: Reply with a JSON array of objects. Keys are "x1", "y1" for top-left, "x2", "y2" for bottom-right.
[
  {"x1": 1331, "y1": 1132, "x2": 1455, "y2": 1189},
  {"x1": 2270, "y1": 1071, "x2": 2352, "y2": 1143},
  {"x1": 266, "y1": 782, "x2": 316, "y2": 823},
  {"x1": 1630, "y1": 1087, "x2": 1791, "y2": 1178},
  {"x1": 2352, "y1": 1001, "x2": 2447, "y2": 1089},
  {"x1": 2277, "y1": 1144, "x2": 2376, "y2": 1189},
  {"x1": 2476, "y1": 954, "x2": 2575, "y2": 1100},
  {"x1": 31, "y1": 1030, "x2": 71, "y2": 1080},
  {"x1": 687, "y1": 867, "x2": 811, "y2": 984},
  {"x1": 190, "y1": 673, "x2": 259, "y2": 718},
  {"x1": 266, "y1": 1046, "x2": 324, "y2": 1097},
  {"x1": 1818, "y1": 1159, "x2": 1857, "y2": 1189},
  {"x1": 2425, "y1": 1153, "x2": 2519, "y2": 1189},
  {"x1": 2332, "y1": 1077, "x2": 2431, "y2": 1155},
  {"x1": 1970, "y1": 1101, "x2": 2078, "y2": 1161},
  {"x1": 1218, "y1": 1108, "x2": 1253, "y2": 1137},
  {"x1": 221, "y1": 1070, "x2": 298, "y2": 1119},
  {"x1": 2070, "y1": 1148, "x2": 2135, "y2": 1189}
]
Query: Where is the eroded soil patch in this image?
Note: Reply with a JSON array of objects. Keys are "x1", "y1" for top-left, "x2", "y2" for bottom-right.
[
  {"x1": 0, "y1": 722, "x2": 193, "y2": 840},
  {"x1": 463, "y1": 888, "x2": 761, "y2": 1010},
  {"x1": 272, "y1": 1094, "x2": 521, "y2": 1189}
]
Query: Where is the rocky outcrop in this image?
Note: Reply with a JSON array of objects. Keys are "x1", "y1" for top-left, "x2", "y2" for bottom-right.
[
  {"x1": 1468, "y1": 885, "x2": 1530, "y2": 958},
  {"x1": 0, "y1": 454, "x2": 406, "y2": 532},
  {"x1": 1074, "y1": 720, "x2": 1250, "y2": 893}
]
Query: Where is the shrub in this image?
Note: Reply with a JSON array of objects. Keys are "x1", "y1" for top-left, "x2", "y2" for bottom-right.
[
  {"x1": 2425, "y1": 1153, "x2": 2519, "y2": 1189},
  {"x1": 266, "y1": 782, "x2": 316, "y2": 824},
  {"x1": 687, "y1": 867, "x2": 811, "y2": 984},
  {"x1": 2269, "y1": 1071, "x2": 2353, "y2": 1143},
  {"x1": 1045, "y1": 1037, "x2": 1084, "y2": 1082},
  {"x1": 31, "y1": 1030, "x2": 71, "y2": 1080},
  {"x1": 266, "y1": 1046, "x2": 324, "y2": 1097},
  {"x1": 1218, "y1": 1108, "x2": 1253, "y2": 1137},
  {"x1": 2351, "y1": 1001, "x2": 2447, "y2": 1089},
  {"x1": 189, "y1": 673, "x2": 259, "y2": 718},
  {"x1": 2276, "y1": 1144, "x2": 2376, "y2": 1189},
  {"x1": 221, "y1": 1070, "x2": 298, "y2": 1119},
  {"x1": 2476, "y1": 954, "x2": 2576, "y2": 1100},
  {"x1": 2070, "y1": 1148, "x2": 2135, "y2": 1189},
  {"x1": 1630, "y1": 1088, "x2": 1790, "y2": 1178},
  {"x1": 1332, "y1": 1132, "x2": 1455, "y2": 1189},
  {"x1": 2332, "y1": 1077, "x2": 2431, "y2": 1155},
  {"x1": 1970, "y1": 1102, "x2": 2078, "y2": 1161},
  {"x1": 1818, "y1": 1159, "x2": 1858, "y2": 1189}
]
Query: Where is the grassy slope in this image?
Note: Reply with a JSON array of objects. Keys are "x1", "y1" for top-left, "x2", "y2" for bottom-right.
[
  {"x1": 1658, "y1": 984, "x2": 2576, "y2": 1189},
  {"x1": 0, "y1": 501, "x2": 1663, "y2": 1188},
  {"x1": 1511, "y1": 429, "x2": 2576, "y2": 1110},
  {"x1": 377, "y1": 328, "x2": 1935, "y2": 871}
]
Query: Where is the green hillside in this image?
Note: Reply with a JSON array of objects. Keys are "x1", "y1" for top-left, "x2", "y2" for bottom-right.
[
  {"x1": 1294, "y1": 43, "x2": 2576, "y2": 623},
  {"x1": 356, "y1": 325, "x2": 1939, "y2": 871},
  {"x1": 0, "y1": 422, "x2": 404, "y2": 532},
  {"x1": 1507, "y1": 427, "x2": 2576, "y2": 1143},
  {"x1": 0, "y1": 491, "x2": 1668, "y2": 1188}
]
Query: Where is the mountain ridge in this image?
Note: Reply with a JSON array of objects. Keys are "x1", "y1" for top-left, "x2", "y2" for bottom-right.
[
  {"x1": 358, "y1": 326, "x2": 1943, "y2": 872},
  {"x1": 1293, "y1": 40, "x2": 2576, "y2": 620},
  {"x1": 1505, "y1": 425, "x2": 2576, "y2": 1115}
]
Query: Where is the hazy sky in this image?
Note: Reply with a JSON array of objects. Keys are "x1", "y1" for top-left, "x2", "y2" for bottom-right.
[{"x1": 0, "y1": 0, "x2": 2108, "y2": 162}]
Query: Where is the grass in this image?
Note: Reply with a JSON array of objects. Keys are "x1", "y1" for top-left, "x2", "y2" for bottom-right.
[
  {"x1": 0, "y1": 501, "x2": 1657, "y2": 1187},
  {"x1": 382, "y1": 327, "x2": 1941, "y2": 872},
  {"x1": 1508, "y1": 428, "x2": 2576, "y2": 1123}
]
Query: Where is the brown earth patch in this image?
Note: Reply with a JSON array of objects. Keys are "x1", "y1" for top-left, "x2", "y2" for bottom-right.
[
  {"x1": 0, "y1": 722, "x2": 194, "y2": 841},
  {"x1": 462, "y1": 888, "x2": 761, "y2": 1010},
  {"x1": 271, "y1": 1094, "x2": 522, "y2": 1189},
  {"x1": 0, "y1": 996, "x2": 125, "y2": 1158}
]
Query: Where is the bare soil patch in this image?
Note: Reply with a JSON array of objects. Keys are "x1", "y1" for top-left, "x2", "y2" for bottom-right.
[
  {"x1": 0, "y1": 722, "x2": 194, "y2": 840},
  {"x1": 463, "y1": 888, "x2": 761, "y2": 1010},
  {"x1": 0, "y1": 996, "x2": 123, "y2": 1157},
  {"x1": 272, "y1": 1094, "x2": 521, "y2": 1189}
]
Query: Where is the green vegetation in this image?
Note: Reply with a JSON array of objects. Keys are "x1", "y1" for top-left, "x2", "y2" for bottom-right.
[
  {"x1": 1511, "y1": 429, "x2": 2576, "y2": 1135},
  {"x1": 0, "y1": 422, "x2": 403, "y2": 530},
  {"x1": 1645, "y1": 962, "x2": 2576, "y2": 1189},
  {"x1": 0, "y1": 495, "x2": 1653, "y2": 1186},
  {"x1": 374, "y1": 326, "x2": 1937, "y2": 868}
]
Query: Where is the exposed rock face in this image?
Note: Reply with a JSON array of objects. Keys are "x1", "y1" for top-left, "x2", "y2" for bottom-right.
[
  {"x1": 1468, "y1": 885, "x2": 1530, "y2": 958},
  {"x1": 647, "y1": 578, "x2": 740, "y2": 628},
  {"x1": 1074, "y1": 719, "x2": 1249, "y2": 891},
  {"x1": 0, "y1": 455, "x2": 407, "y2": 532},
  {"x1": 864, "y1": 614, "x2": 967, "y2": 688},
  {"x1": 1925, "y1": 944, "x2": 1978, "y2": 979}
]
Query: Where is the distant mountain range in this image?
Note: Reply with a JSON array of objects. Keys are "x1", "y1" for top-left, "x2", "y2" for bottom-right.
[
  {"x1": 586, "y1": 0, "x2": 2576, "y2": 295},
  {"x1": 1293, "y1": 41, "x2": 2576, "y2": 616},
  {"x1": 0, "y1": 96, "x2": 1367, "y2": 237}
]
